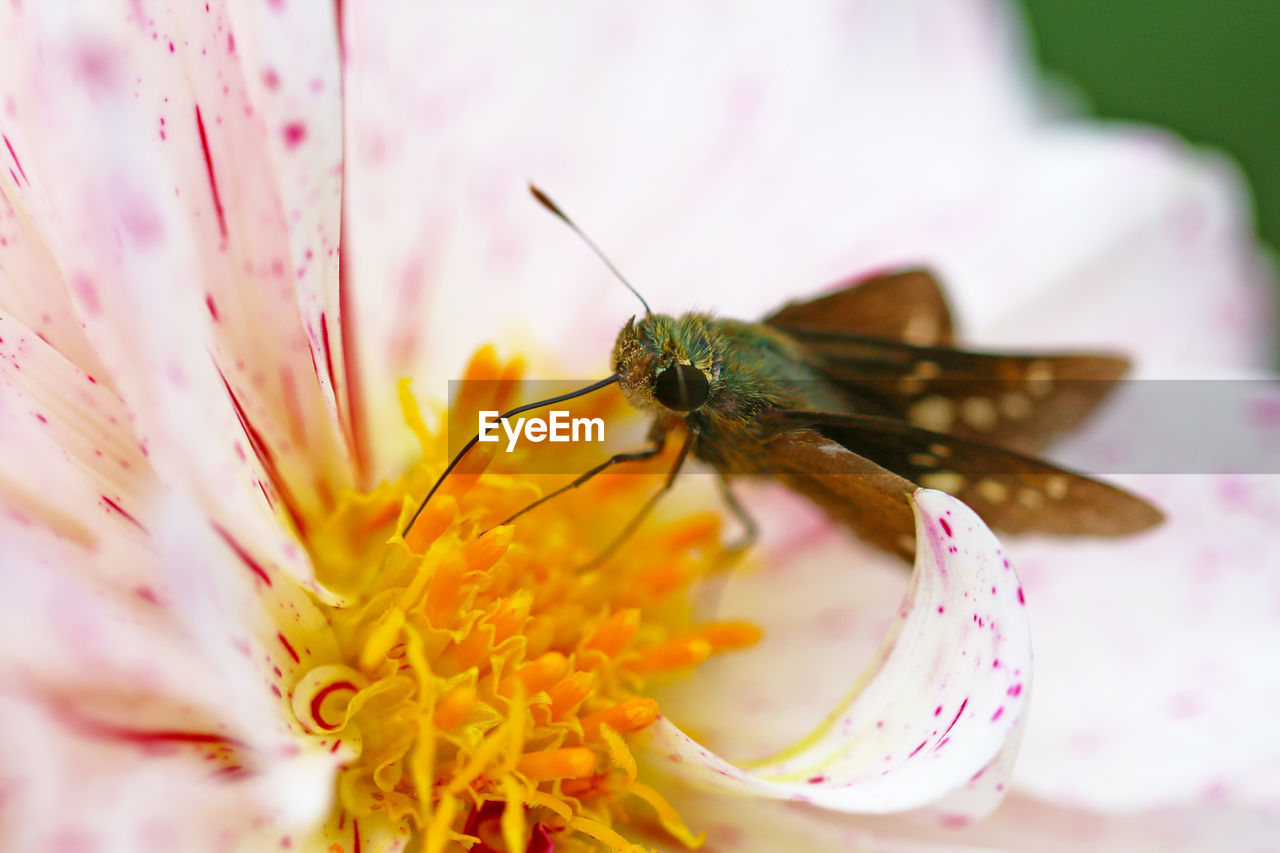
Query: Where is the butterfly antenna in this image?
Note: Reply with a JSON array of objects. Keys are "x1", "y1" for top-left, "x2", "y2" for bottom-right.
[{"x1": 529, "y1": 184, "x2": 652, "y2": 317}]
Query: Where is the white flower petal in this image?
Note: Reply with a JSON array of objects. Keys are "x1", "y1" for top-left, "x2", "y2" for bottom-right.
[
  {"x1": 0, "y1": 311, "x2": 153, "y2": 568},
  {"x1": 0, "y1": 486, "x2": 340, "y2": 850},
  {"x1": 655, "y1": 788, "x2": 1280, "y2": 853},
  {"x1": 0, "y1": 159, "x2": 109, "y2": 379},
  {"x1": 1004, "y1": 472, "x2": 1280, "y2": 811},
  {"x1": 942, "y1": 131, "x2": 1275, "y2": 373},
  {"x1": 0, "y1": 2, "x2": 351, "y2": 569},
  {"x1": 643, "y1": 490, "x2": 1031, "y2": 817},
  {"x1": 341, "y1": 0, "x2": 1038, "y2": 475},
  {"x1": 0, "y1": 691, "x2": 334, "y2": 853}
]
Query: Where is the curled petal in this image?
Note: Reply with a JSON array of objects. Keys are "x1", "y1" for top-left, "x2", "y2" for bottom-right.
[{"x1": 644, "y1": 490, "x2": 1031, "y2": 817}]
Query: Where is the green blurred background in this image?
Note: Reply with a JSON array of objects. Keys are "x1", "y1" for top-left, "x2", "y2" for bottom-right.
[{"x1": 1020, "y1": 0, "x2": 1280, "y2": 252}]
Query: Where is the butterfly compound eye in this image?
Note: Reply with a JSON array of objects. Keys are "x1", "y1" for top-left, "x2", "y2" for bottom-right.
[{"x1": 654, "y1": 363, "x2": 710, "y2": 412}]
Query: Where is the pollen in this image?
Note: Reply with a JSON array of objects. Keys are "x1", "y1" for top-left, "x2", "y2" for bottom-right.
[{"x1": 291, "y1": 349, "x2": 742, "y2": 852}]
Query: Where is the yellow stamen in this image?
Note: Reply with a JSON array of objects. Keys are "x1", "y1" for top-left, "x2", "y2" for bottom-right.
[{"x1": 288, "y1": 349, "x2": 756, "y2": 851}]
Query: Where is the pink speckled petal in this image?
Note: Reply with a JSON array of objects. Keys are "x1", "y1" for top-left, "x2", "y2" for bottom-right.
[
  {"x1": 0, "y1": 2, "x2": 352, "y2": 562},
  {"x1": 642, "y1": 490, "x2": 1031, "y2": 817},
  {"x1": 0, "y1": 148, "x2": 109, "y2": 380},
  {"x1": 0, "y1": 312, "x2": 154, "y2": 573}
]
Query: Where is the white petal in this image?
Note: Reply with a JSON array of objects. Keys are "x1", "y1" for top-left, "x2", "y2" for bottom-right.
[
  {"x1": 942, "y1": 131, "x2": 1276, "y2": 373},
  {"x1": 653, "y1": 788, "x2": 1280, "y2": 852},
  {"x1": 1003, "y1": 472, "x2": 1280, "y2": 811},
  {"x1": 642, "y1": 490, "x2": 1031, "y2": 817},
  {"x1": 341, "y1": 0, "x2": 1039, "y2": 476},
  {"x1": 0, "y1": 311, "x2": 154, "y2": 571},
  {"x1": 0, "y1": 2, "x2": 351, "y2": 570},
  {"x1": 0, "y1": 690, "x2": 335, "y2": 853},
  {"x1": 0, "y1": 490, "x2": 340, "y2": 850}
]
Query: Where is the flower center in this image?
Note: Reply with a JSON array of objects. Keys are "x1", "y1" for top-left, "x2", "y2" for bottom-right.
[{"x1": 293, "y1": 348, "x2": 756, "y2": 851}]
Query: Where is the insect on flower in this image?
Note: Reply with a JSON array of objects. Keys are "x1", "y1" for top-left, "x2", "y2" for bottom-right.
[{"x1": 406, "y1": 187, "x2": 1163, "y2": 561}]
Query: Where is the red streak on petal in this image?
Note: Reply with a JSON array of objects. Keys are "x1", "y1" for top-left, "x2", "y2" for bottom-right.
[
  {"x1": 194, "y1": 106, "x2": 228, "y2": 241},
  {"x1": 277, "y1": 632, "x2": 301, "y2": 663},
  {"x1": 310, "y1": 680, "x2": 357, "y2": 730},
  {"x1": 352, "y1": 819, "x2": 361, "y2": 853},
  {"x1": 218, "y1": 368, "x2": 308, "y2": 535},
  {"x1": 940, "y1": 697, "x2": 968, "y2": 741},
  {"x1": 206, "y1": 293, "x2": 220, "y2": 321},
  {"x1": 334, "y1": 12, "x2": 369, "y2": 486},
  {"x1": 213, "y1": 523, "x2": 272, "y2": 586},
  {"x1": 102, "y1": 495, "x2": 146, "y2": 532},
  {"x1": 3, "y1": 135, "x2": 27, "y2": 185},
  {"x1": 334, "y1": 0, "x2": 345, "y2": 61},
  {"x1": 51, "y1": 699, "x2": 247, "y2": 751},
  {"x1": 320, "y1": 312, "x2": 337, "y2": 393},
  {"x1": 908, "y1": 740, "x2": 927, "y2": 758}
]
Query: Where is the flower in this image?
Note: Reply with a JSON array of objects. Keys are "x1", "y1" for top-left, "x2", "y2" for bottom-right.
[{"x1": 1, "y1": 3, "x2": 1277, "y2": 853}]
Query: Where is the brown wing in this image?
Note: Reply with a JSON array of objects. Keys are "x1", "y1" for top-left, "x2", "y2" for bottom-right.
[
  {"x1": 767, "y1": 411, "x2": 1163, "y2": 542},
  {"x1": 763, "y1": 426, "x2": 921, "y2": 559},
  {"x1": 774, "y1": 331, "x2": 1130, "y2": 455},
  {"x1": 765, "y1": 268, "x2": 954, "y2": 346}
]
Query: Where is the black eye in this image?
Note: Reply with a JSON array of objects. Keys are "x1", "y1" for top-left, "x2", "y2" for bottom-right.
[{"x1": 654, "y1": 363, "x2": 710, "y2": 412}]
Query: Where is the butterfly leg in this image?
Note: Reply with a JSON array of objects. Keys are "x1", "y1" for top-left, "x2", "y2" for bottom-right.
[
  {"x1": 579, "y1": 427, "x2": 696, "y2": 571},
  {"x1": 717, "y1": 474, "x2": 758, "y2": 556},
  {"x1": 486, "y1": 427, "x2": 670, "y2": 532}
]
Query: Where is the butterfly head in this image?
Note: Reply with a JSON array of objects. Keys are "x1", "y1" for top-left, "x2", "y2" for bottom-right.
[{"x1": 614, "y1": 314, "x2": 716, "y2": 415}]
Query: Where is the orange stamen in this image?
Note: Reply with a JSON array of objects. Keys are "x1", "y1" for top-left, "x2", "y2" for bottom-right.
[
  {"x1": 548, "y1": 671, "x2": 595, "y2": 721},
  {"x1": 659, "y1": 513, "x2": 721, "y2": 551},
  {"x1": 433, "y1": 685, "x2": 476, "y2": 730},
  {"x1": 631, "y1": 639, "x2": 712, "y2": 673},
  {"x1": 582, "y1": 609, "x2": 640, "y2": 657},
  {"x1": 404, "y1": 495, "x2": 457, "y2": 552},
  {"x1": 498, "y1": 652, "x2": 568, "y2": 698},
  {"x1": 462, "y1": 526, "x2": 514, "y2": 573},
  {"x1": 580, "y1": 697, "x2": 660, "y2": 740},
  {"x1": 424, "y1": 553, "x2": 467, "y2": 629},
  {"x1": 690, "y1": 621, "x2": 763, "y2": 652},
  {"x1": 516, "y1": 747, "x2": 597, "y2": 780}
]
